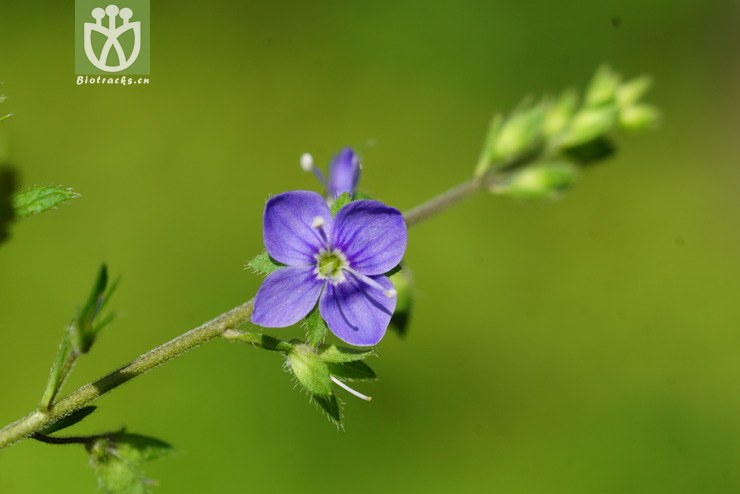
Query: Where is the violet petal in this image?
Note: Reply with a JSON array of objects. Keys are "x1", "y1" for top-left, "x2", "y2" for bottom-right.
[
  {"x1": 327, "y1": 147, "x2": 361, "y2": 198},
  {"x1": 331, "y1": 200, "x2": 407, "y2": 275},
  {"x1": 251, "y1": 266, "x2": 324, "y2": 327},
  {"x1": 319, "y1": 273, "x2": 395, "y2": 346},
  {"x1": 263, "y1": 190, "x2": 332, "y2": 266}
]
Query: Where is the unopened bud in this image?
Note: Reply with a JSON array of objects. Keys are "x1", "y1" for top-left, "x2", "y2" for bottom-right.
[
  {"x1": 616, "y1": 76, "x2": 652, "y2": 107},
  {"x1": 585, "y1": 65, "x2": 622, "y2": 107},
  {"x1": 560, "y1": 105, "x2": 618, "y2": 148},
  {"x1": 493, "y1": 162, "x2": 577, "y2": 200},
  {"x1": 287, "y1": 344, "x2": 332, "y2": 396},
  {"x1": 543, "y1": 90, "x2": 577, "y2": 137},
  {"x1": 492, "y1": 106, "x2": 545, "y2": 161},
  {"x1": 619, "y1": 104, "x2": 660, "y2": 131}
]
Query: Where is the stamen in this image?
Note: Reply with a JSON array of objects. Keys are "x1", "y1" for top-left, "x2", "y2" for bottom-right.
[
  {"x1": 311, "y1": 216, "x2": 329, "y2": 246},
  {"x1": 300, "y1": 152, "x2": 327, "y2": 187},
  {"x1": 300, "y1": 153, "x2": 314, "y2": 171},
  {"x1": 331, "y1": 376, "x2": 372, "y2": 401},
  {"x1": 345, "y1": 267, "x2": 397, "y2": 298}
]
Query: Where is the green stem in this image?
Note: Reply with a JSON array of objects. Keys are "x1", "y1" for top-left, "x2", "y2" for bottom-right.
[
  {"x1": 403, "y1": 176, "x2": 484, "y2": 227},
  {"x1": 0, "y1": 170, "x2": 498, "y2": 449},
  {"x1": 0, "y1": 299, "x2": 254, "y2": 449}
]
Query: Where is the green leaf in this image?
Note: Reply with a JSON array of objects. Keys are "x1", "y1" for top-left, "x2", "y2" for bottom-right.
[
  {"x1": 330, "y1": 192, "x2": 352, "y2": 216},
  {"x1": 11, "y1": 185, "x2": 79, "y2": 219},
  {"x1": 112, "y1": 433, "x2": 175, "y2": 462},
  {"x1": 73, "y1": 265, "x2": 118, "y2": 354},
  {"x1": 304, "y1": 306, "x2": 328, "y2": 346},
  {"x1": 327, "y1": 361, "x2": 376, "y2": 381},
  {"x1": 39, "y1": 329, "x2": 76, "y2": 408},
  {"x1": 88, "y1": 433, "x2": 174, "y2": 494},
  {"x1": 38, "y1": 406, "x2": 97, "y2": 435},
  {"x1": 0, "y1": 167, "x2": 15, "y2": 246},
  {"x1": 311, "y1": 393, "x2": 341, "y2": 425},
  {"x1": 225, "y1": 331, "x2": 294, "y2": 352},
  {"x1": 247, "y1": 250, "x2": 284, "y2": 275},
  {"x1": 384, "y1": 264, "x2": 402, "y2": 277},
  {"x1": 388, "y1": 268, "x2": 413, "y2": 337},
  {"x1": 318, "y1": 344, "x2": 374, "y2": 363},
  {"x1": 353, "y1": 191, "x2": 376, "y2": 201}
]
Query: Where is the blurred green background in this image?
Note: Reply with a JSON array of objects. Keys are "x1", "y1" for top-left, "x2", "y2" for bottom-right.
[{"x1": 2, "y1": 0, "x2": 740, "y2": 492}]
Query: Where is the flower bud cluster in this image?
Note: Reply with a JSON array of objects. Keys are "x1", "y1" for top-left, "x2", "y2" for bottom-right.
[{"x1": 476, "y1": 66, "x2": 659, "y2": 199}]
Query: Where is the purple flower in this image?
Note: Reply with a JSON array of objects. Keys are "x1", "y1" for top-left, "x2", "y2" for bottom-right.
[
  {"x1": 251, "y1": 190, "x2": 407, "y2": 346},
  {"x1": 301, "y1": 147, "x2": 361, "y2": 199}
]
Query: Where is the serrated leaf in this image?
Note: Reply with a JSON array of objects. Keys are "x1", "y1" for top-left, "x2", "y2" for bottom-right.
[
  {"x1": 0, "y1": 166, "x2": 15, "y2": 246},
  {"x1": 318, "y1": 344, "x2": 374, "y2": 363},
  {"x1": 11, "y1": 185, "x2": 79, "y2": 219},
  {"x1": 88, "y1": 433, "x2": 173, "y2": 494},
  {"x1": 311, "y1": 393, "x2": 341, "y2": 425},
  {"x1": 304, "y1": 306, "x2": 328, "y2": 346},
  {"x1": 327, "y1": 360, "x2": 376, "y2": 381},
  {"x1": 112, "y1": 433, "x2": 175, "y2": 463},
  {"x1": 247, "y1": 250, "x2": 284, "y2": 275},
  {"x1": 330, "y1": 192, "x2": 352, "y2": 216},
  {"x1": 38, "y1": 406, "x2": 97, "y2": 435}
]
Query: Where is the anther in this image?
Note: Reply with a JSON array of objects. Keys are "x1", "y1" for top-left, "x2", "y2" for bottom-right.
[
  {"x1": 300, "y1": 153, "x2": 314, "y2": 172},
  {"x1": 331, "y1": 376, "x2": 372, "y2": 401},
  {"x1": 301, "y1": 152, "x2": 327, "y2": 188},
  {"x1": 311, "y1": 216, "x2": 329, "y2": 246}
]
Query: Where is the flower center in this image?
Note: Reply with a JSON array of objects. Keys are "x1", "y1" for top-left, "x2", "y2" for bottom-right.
[{"x1": 314, "y1": 248, "x2": 348, "y2": 282}]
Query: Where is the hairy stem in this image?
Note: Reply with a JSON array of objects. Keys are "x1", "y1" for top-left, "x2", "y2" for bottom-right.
[
  {"x1": 0, "y1": 170, "x2": 497, "y2": 449},
  {"x1": 0, "y1": 299, "x2": 254, "y2": 449},
  {"x1": 403, "y1": 177, "x2": 484, "y2": 227}
]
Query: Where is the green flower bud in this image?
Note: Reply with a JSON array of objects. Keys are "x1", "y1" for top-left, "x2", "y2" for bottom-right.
[
  {"x1": 475, "y1": 113, "x2": 504, "y2": 176},
  {"x1": 492, "y1": 105, "x2": 545, "y2": 162},
  {"x1": 619, "y1": 104, "x2": 660, "y2": 131},
  {"x1": 492, "y1": 162, "x2": 577, "y2": 200},
  {"x1": 616, "y1": 76, "x2": 652, "y2": 107},
  {"x1": 560, "y1": 105, "x2": 618, "y2": 148},
  {"x1": 585, "y1": 65, "x2": 622, "y2": 107},
  {"x1": 287, "y1": 344, "x2": 332, "y2": 396},
  {"x1": 543, "y1": 90, "x2": 578, "y2": 137}
]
